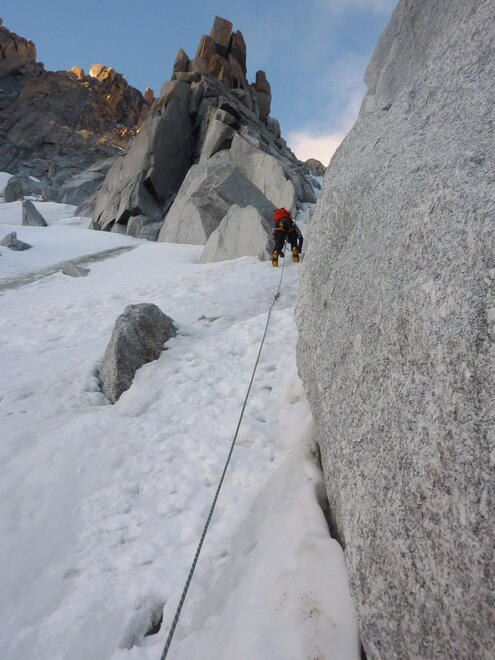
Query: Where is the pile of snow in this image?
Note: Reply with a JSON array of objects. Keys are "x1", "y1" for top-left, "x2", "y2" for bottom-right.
[{"x1": 0, "y1": 199, "x2": 359, "y2": 659}]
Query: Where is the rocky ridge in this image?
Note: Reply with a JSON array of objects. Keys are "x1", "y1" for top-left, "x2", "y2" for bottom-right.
[
  {"x1": 0, "y1": 20, "x2": 153, "y2": 188},
  {"x1": 296, "y1": 0, "x2": 494, "y2": 658},
  {"x1": 92, "y1": 17, "x2": 316, "y2": 260}
]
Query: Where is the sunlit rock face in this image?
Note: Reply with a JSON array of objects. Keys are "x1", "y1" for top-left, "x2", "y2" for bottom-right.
[
  {"x1": 92, "y1": 16, "x2": 315, "y2": 245},
  {"x1": 0, "y1": 21, "x2": 36, "y2": 78},
  {"x1": 304, "y1": 158, "x2": 326, "y2": 177},
  {"x1": 0, "y1": 22, "x2": 153, "y2": 185},
  {"x1": 296, "y1": 0, "x2": 494, "y2": 658}
]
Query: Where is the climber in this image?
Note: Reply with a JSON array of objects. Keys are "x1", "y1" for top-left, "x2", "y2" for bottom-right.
[{"x1": 272, "y1": 208, "x2": 303, "y2": 267}]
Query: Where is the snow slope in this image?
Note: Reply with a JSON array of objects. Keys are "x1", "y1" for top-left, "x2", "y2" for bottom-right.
[
  {"x1": 0, "y1": 199, "x2": 136, "y2": 281},
  {"x1": 0, "y1": 200, "x2": 359, "y2": 660}
]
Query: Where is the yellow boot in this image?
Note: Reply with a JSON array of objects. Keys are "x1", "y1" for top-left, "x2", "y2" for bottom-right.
[
  {"x1": 272, "y1": 250, "x2": 278, "y2": 267},
  {"x1": 292, "y1": 246, "x2": 299, "y2": 263}
]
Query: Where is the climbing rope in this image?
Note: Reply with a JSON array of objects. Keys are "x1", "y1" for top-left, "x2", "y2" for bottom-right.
[{"x1": 160, "y1": 250, "x2": 287, "y2": 659}]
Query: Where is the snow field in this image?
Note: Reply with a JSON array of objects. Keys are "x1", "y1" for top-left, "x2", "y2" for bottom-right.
[
  {"x1": 0, "y1": 201, "x2": 359, "y2": 659},
  {"x1": 0, "y1": 198, "x2": 137, "y2": 282}
]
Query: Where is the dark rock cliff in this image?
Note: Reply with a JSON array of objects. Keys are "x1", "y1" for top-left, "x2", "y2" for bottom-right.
[{"x1": 0, "y1": 21, "x2": 153, "y2": 185}]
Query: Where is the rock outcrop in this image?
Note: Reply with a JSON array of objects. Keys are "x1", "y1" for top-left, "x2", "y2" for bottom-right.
[
  {"x1": 22, "y1": 200, "x2": 47, "y2": 226},
  {"x1": 99, "y1": 304, "x2": 176, "y2": 403},
  {"x1": 296, "y1": 1, "x2": 494, "y2": 658},
  {"x1": 305, "y1": 158, "x2": 326, "y2": 177},
  {"x1": 62, "y1": 262, "x2": 90, "y2": 278},
  {"x1": 4, "y1": 175, "x2": 45, "y2": 201},
  {"x1": 157, "y1": 150, "x2": 277, "y2": 245},
  {"x1": 200, "y1": 204, "x2": 272, "y2": 263},
  {"x1": 0, "y1": 21, "x2": 36, "y2": 78},
  {"x1": 3, "y1": 176, "x2": 24, "y2": 202},
  {"x1": 92, "y1": 79, "x2": 193, "y2": 233},
  {"x1": 0, "y1": 231, "x2": 31, "y2": 251},
  {"x1": 55, "y1": 158, "x2": 116, "y2": 212},
  {"x1": 92, "y1": 17, "x2": 315, "y2": 248},
  {"x1": 0, "y1": 22, "x2": 154, "y2": 187}
]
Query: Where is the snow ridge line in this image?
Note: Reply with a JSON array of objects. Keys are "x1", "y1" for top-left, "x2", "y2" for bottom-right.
[{"x1": 160, "y1": 253, "x2": 287, "y2": 660}]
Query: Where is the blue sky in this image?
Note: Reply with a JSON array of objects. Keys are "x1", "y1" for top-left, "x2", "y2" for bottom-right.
[{"x1": 2, "y1": 0, "x2": 397, "y2": 164}]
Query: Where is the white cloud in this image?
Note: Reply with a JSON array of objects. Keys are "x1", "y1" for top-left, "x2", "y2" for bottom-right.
[
  {"x1": 318, "y1": 0, "x2": 398, "y2": 13},
  {"x1": 287, "y1": 130, "x2": 346, "y2": 166},
  {"x1": 288, "y1": 53, "x2": 368, "y2": 166}
]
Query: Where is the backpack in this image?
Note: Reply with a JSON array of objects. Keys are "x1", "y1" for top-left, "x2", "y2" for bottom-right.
[{"x1": 274, "y1": 208, "x2": 292, "y2": 230}]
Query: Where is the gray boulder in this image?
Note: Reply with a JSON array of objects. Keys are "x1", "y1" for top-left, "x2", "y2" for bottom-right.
[
  {"x1": 62, "y1": 262, "x2": 90, "y2": 277},
  {"x1": 22, "y1": 200, "x2": 47, "y2": 226},
  {"x1": 0, "y1": 231, "x2": 31, "y2": 250},
  {"x1": 158, "y1": 151, "x2": 276, "y2": 245},
  {"x1": 296, "y1": 1, "x2": 494, "y2": 658},
  {"x1": 41, "y1": 186, "x2": 61, "y2": 202},
  {"x1": 100, "y1": 303, "x2": 177, "y2": 403},
  {"x1": 126, "y1": 215, "x2": 162, "y2": 240},
  {"x1": 3, "y1": 177, "x2": 24, "y2": 202},
  {"x1": 200, "y1": 204, "x2": 271, "y2": 263}
]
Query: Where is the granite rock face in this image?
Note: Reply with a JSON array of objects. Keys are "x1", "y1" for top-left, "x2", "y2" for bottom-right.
[
  {"x1": 296, "y1": 1, "x2": 494, "y2": 658},
  {"x1": 100, "y1": 304, "x2": 176, "y2": 403},
  {"x1": 57, "y1": 158, "x2": 116, "y2": 214},
  {"x1": 200, "y1": 204, "x2": 272, "y2": 263},
  {"x1": 158, "y1": 151, "x2": 276, "y2": 245},
  {"x1": 92, "y1": 80, "x2": 193, "y2": 233},
  {"x1": 93, "y1": 17, "x2": 314, "y2": 252}
]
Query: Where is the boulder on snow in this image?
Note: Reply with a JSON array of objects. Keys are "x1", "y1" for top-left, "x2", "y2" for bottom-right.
[
  {"x1": 296, "y1": 1, "x2": 494, "y2": 658},
  {"x1": 62, "y1": 262, "x2": 90, "y2": 277},
  {"x1": 99, "y1": 303, "x2": 177, "y2": 403},
  {"x1": 200, "y1": 204, "x2": 272, "y2": 263},
  {"x1": 0, "y1": 231, "x2": 31, "y2": 251},
  {"x1": 4, "y1": 176, "x2": 24, "y2": 202},
  {"x1": 158, "y1": 151, "x2": 276, "y2": 245},
  {"x1": 22, "y1": 200, "x2": 47, "y2": 226},
  {"x1": 3, "y1": 175, "x2": 44, "y2": 202}
]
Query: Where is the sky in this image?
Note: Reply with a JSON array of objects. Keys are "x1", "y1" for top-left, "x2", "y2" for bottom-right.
[{"x1": 2, "y1": 0, "x2": 398, "y2": 165}]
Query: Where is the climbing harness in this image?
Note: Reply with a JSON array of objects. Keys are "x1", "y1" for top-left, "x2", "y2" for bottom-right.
[{"x1": 160, "y1": 255, "x2": 287, "y2": 660}]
